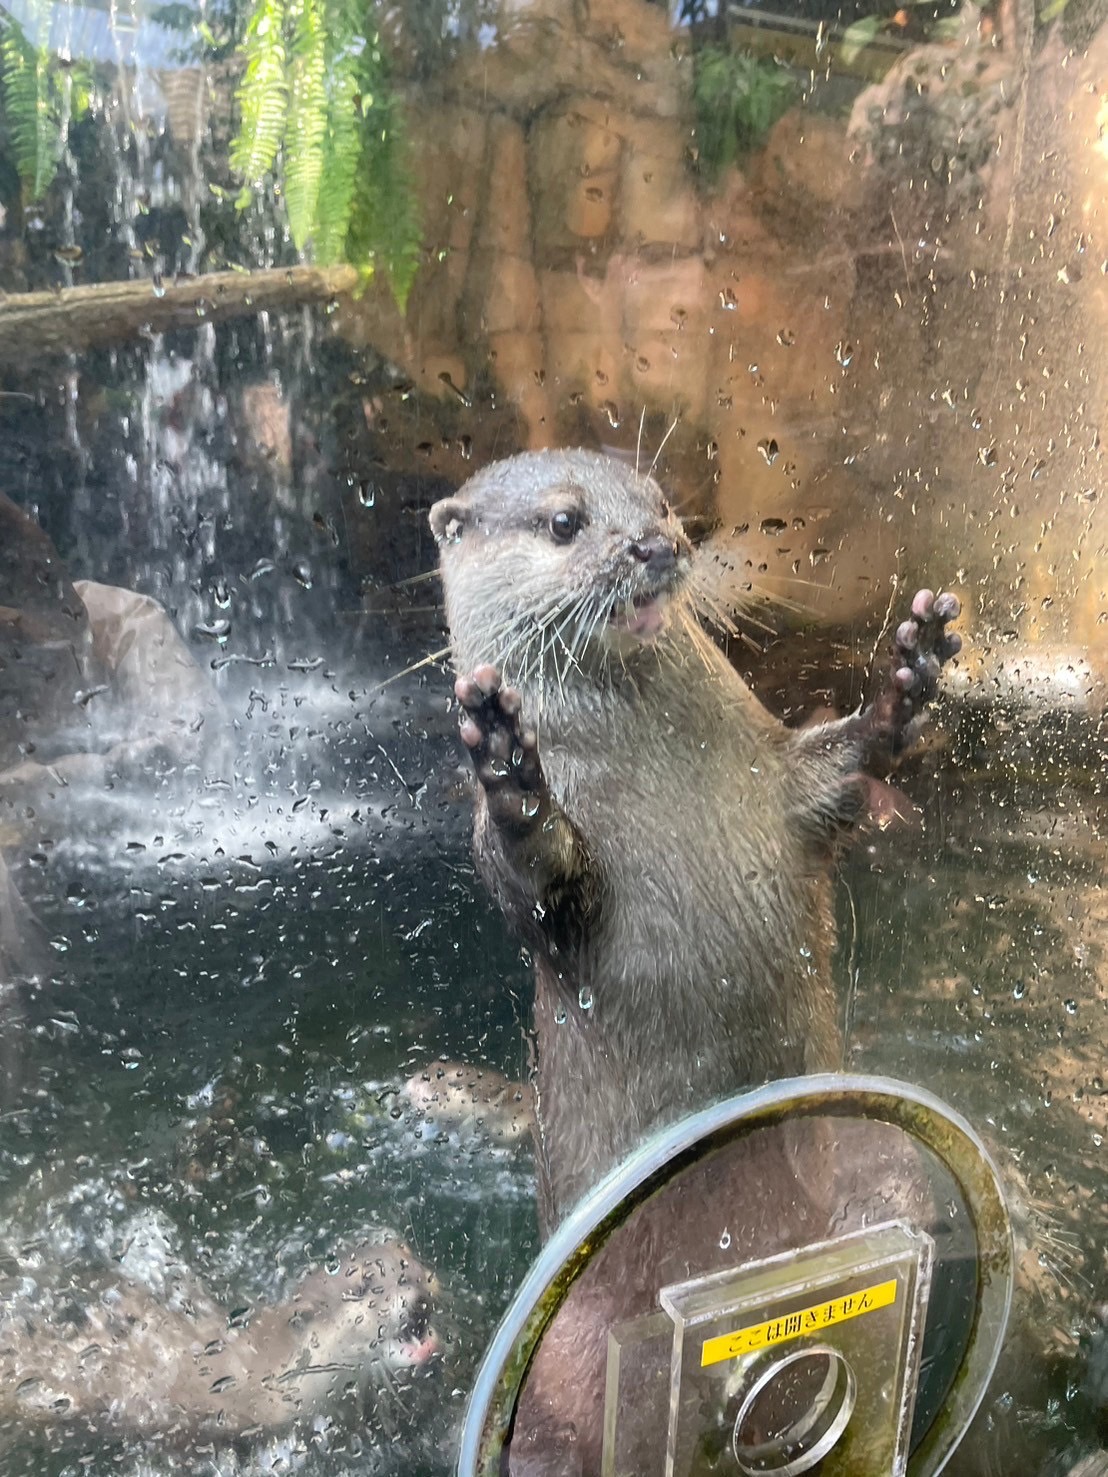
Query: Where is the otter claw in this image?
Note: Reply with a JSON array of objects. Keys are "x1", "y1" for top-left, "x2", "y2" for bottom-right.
[
  {"x1": 455, "y1": 667, "x2": 545, "y2": 816},
  {"x1": 894, "y1": 589, "x2": 961, "y2": 695},
  {"x1": 877, "y1": 587, "x2": 963, "y2": 752}
]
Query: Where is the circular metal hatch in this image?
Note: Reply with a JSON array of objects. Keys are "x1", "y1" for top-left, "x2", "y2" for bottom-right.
[{"x1": 459, "y1": 1074, "x2": 1013, "y2": 1477}]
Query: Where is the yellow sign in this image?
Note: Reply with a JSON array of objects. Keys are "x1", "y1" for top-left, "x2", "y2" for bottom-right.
[{"x1": 700, "y1": 1277, "x2": 898, "y2": 1368}]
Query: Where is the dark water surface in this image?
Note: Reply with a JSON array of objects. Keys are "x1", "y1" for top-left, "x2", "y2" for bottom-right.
[{"x1": 1, "y1": 671, "x2": 1104, "y2": 1475}]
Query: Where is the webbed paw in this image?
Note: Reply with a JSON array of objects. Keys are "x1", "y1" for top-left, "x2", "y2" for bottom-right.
[
  {"x1": 885, "y1": 588, "x2": 962, "y2": 749},
  {"x1": 455, "y1": 666, "x2": 546, "y2": 829}
]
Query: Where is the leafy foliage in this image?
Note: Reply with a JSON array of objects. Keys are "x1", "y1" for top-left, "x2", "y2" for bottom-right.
[
  {"x1": 284, "y1": 0, "x2": 327, "y2": 250},
  {"x1": 346, "y1": 60, "x2": 419, "y2": 303},
  {"x1": 313, "y1": 10, "x2": 360, "y2": 265},
  {"x1": 230, "y1": 0, "x2": 288, "y2": 205},
  {"x1": 230, "y1": 0, "x2": 420, "y2": 299},
  {"x1": 693, "y1": 46, "x2": 797, "y2": 181},
  {"x1": 0, "y1": 15, "x2": 92, "y2": 203}
]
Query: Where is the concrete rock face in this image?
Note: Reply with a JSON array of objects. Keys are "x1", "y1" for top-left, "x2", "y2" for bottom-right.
[{"x1": 343, "y1": 0, "x2": 1106, "y2": 659}]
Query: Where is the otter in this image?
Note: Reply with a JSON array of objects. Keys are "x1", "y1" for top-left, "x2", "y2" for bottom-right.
[
  {"x1": 430, "y1": 448, "x2": 960, "y2": 1233},
  {"x1": 0, "y1": 1235, "x2": 438, "y2": 1454},
  {"x1": 402, "y1": 1059, "x2": 533, "y2": 1146}
]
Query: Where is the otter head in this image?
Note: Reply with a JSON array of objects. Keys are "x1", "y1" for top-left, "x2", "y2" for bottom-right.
[
  {"x1": 288, "y1": 1237, "x2": 440, "y2": 1407},
  {"x1": 429, "y1": 449, "x2": 692, "y2": 688}
]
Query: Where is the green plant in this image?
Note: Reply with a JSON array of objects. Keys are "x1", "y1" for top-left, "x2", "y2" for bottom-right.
[
  {"x1": 0, "y1": 12, "x2": 92, "y2": 203},
  {"x1": 693, "y1": 45, "x2": 797, "y2": 180},
  {"x1": 230, "y1": 0, "x2": 420, "y2": 301},
  {"x1": 838, "y1": 0, "x2": 966, "y2": 68}
]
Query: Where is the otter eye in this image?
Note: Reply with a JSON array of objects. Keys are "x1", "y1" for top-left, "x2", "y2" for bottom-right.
[{"x1": 549, "y1": 509, "x2": 584, "y2": 544}]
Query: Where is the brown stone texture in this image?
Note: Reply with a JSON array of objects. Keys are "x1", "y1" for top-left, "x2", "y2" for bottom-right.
[{"x1": 340, "y1": 0, "x2": 1107, "y2": 651}]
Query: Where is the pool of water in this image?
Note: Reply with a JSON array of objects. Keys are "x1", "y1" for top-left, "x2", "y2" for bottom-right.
[{"x1": 1, "y1": 661, "x2": 1104, "y2": 1475}]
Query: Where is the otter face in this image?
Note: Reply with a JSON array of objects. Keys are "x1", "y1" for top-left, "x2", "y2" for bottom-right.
[
  {"x1": 294, "y1": 1239, "x2": 440, "y2": 1390},
  {"x1": 430, "y1": 449, "x2": 692, "y2": 682}
]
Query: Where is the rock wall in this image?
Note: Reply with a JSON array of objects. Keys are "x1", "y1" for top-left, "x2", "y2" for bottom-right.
[{"x1": 342, "y1": 0, "x2": 1106, "y2": 667}]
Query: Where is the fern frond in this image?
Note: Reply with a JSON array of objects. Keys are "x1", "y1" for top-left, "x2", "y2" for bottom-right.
[
  {"x1": 313, "y1": 0, "x2": 361, "y2": 265},
  {"x1": 347, "y1": 42, "x2": 420, "y2": 308},
  {"x1": 230, "y1": 0, "x2": 288, "y2": 207},
  {"x1": 314, "y1": 48, "x2": 359, "y2": 264},
  {"x1": 2, "y1": 19, "x2": 61, "y2": 201},
  {"x1": 283, "y1": 0, "x2": 327, "y2": 251},
  {"x1": 63, "y1": 60, "x2": 95, "y2": 123}
]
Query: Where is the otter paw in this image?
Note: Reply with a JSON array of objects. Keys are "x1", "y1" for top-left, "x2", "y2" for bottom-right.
[
  {"x1": 455, "y1": 666, "x2": 546, "y2": 823},
  {"x1": 890, "y1": 588, "x2": 962, "y2": 720}
]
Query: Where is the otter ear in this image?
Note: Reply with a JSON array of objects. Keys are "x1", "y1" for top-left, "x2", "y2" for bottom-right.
[{"x1": 429, "y1": 497, "x2": 469, "y2": 546}]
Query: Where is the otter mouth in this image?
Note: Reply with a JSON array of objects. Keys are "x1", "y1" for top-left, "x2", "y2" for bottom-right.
[
  {"x1": 609, "y1": 590, "x2": 670, "y2": 640},
  {"x1": 395, "y1": 1295, "x2": 440, "y2": 1369},
  {"x1": 396, "y1": 1328, "x2": 440, "y2": 1368}
]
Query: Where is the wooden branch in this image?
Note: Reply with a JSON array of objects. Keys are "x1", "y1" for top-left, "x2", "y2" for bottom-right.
[{"x1": 0, "y1": 263, "x2": 362, "y2": 364}]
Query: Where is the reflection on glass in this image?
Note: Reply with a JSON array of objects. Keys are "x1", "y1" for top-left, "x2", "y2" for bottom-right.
[{"x1": 0, "y1": 0, "x2": 1103, "y2": 1471}]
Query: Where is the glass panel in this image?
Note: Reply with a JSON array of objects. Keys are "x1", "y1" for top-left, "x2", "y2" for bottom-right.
[{"x1": 0, "y1": 0, "x2": 1102, "y2": 1471}]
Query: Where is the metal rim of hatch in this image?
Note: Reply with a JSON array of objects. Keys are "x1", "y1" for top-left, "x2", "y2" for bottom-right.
[{"x1": 457, "y1": 1072, "x2": 1014, "y2": 1477}]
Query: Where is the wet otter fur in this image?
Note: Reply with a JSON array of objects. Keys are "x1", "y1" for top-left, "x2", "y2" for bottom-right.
[
  {"x1": 430, "y1": 448, "x2": 961, "y2": 1233},
  {"x1": 0, "y1": 1235, "x2": 438, "y2": 1454}
]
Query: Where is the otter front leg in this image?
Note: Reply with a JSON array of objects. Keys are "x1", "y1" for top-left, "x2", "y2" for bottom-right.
[
  {"x1": 454, "y1": 666, "x2": 591, "y2": 944},
  {"x1": 788, "y1": 589, "x2": 962, "y2": 839}
]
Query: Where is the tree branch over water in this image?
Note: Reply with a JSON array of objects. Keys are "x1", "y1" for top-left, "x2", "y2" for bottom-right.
[{"x1": 0, "y1": 264, "x2": 363, "y2": 363}]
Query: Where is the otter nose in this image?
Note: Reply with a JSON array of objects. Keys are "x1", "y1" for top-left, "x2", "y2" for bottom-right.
[{"x1": 628, "y1": 536, "x2": 679, "y2": 569}]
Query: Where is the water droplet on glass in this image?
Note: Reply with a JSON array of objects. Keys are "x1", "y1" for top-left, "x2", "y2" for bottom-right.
[
  {"x1": 603, "y1": 401, "x2": 620, "y2": 429},
  {"x1": 578, "y1": 986, "x2": 594, "y2": 1012},
  {"x1": 835, "y1": 341, "x2": 854, "y2": 367},
  {"x1": 758, "y1": 439, "x2": 779, "y2": 466},
  {"x1": 553, "y1": 1005, "x2": 567, "y2": 1026},
  {"x1": 776, "y1": 328, "x2": 795, "y2": 347},
  {"x1": 719, "y1": 287, "x2": 737, "y2": 310},
  {"x1": 719, "y1": 1228, "x2": 732, "y2": 1250},
  {"x1": 292, "y1": 561, "x2": 313, "y2": 589},
  {"x1": 151, "y1": 274, "x2": 166, "y2": 298},
  {"x1": 358, "y1": 481, "x2": 377, "y2": 508}
]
